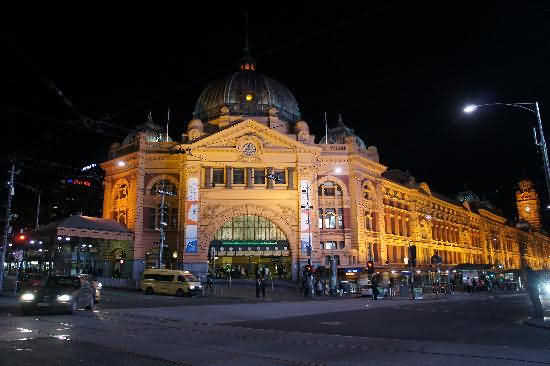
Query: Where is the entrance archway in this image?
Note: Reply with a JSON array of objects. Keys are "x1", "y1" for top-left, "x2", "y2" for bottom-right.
[{"x1": 209, "y1": 215, "x2": 292, "y2": 280}]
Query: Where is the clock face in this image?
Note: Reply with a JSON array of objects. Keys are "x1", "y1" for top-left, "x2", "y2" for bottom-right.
[{"x1": 242, "y1": 142, "x2": 257, "y2": 156}]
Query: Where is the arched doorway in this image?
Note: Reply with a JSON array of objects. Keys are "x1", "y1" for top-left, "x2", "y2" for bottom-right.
[{"x1": 210, "y1": 215, "x2": 291, "y2": 280}]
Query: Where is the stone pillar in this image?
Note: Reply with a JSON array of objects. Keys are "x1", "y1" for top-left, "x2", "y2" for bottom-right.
[
  {"x1": 205, "y1": 167, "x2": 211, "y2": 188},
  {"x1": 267, "y1": 167, "x2": 274, "y2": 189},
  {"x1": 226, "y1": 166, "x2": 232, "y2": 189},
  {"x1": 287, "y1": 168, "x2": 295, "y2": 190},
  {"x1": 247, "y1": 168, "x2": 253, "y2": 188}
]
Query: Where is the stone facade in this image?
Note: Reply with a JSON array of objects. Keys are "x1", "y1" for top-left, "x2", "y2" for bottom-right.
[
  {"x1": 101, "y1": 117, "x2": 550, "y2": 280},
  {"x1": 100, "y1": 60, "x2": 550, "y2": 280}
]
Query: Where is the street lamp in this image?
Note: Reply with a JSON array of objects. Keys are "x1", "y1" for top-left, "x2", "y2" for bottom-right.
[{"x1": 464, "y1": 101, "x2": 550, "y2": 209}]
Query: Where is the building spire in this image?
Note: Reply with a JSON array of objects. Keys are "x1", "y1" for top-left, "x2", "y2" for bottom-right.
[
  {"x1": 239, "y1": 10, "x2": 256, "y2": 71},
  {"x1": 337, "y1": 113, "x2": 345, "y2": 126}
]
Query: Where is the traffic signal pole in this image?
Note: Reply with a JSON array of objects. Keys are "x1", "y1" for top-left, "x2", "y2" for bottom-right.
[{"x1": 0, "y1": 162, "x2": 16, "y2": 294}]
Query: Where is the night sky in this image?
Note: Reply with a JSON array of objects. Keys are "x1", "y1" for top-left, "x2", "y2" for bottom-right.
[{"x1": 2, "y1": 3, "x2": 550, "y2": 226}]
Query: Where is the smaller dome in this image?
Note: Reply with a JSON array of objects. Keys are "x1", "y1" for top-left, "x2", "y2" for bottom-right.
[
  {"x1": 319, "y1": 114, "x2": 366, "y2": 150},
  {"x1": 122, "y1": 121, "x2": 172, "y2": 145},
  {"x1": 188, "y1": 118, "x2": 204, "y2": 132},
  {"x1": 295, "y1": 120, "x2": 309, "y2": 135}
]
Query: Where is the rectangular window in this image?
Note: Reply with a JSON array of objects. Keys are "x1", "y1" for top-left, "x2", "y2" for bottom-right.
[
  {"x1": 334, "y1": 255, "x2": 340, "y2": 265},
  {"x1": 213, "y1": 168, "x2": 224, "y2": 185},
  {"x1": 147, "y1": 208, "x2": 156, "y2": 229},
  {"x1": 373, "y1": 243, "x2": 379, "y2": 263},
  {"x1": 323, "y1": 187, "x2": 335, "y2": 196},
  {"x1": 324, "y1": 241, "x2": 337, "y2": 250},
  {"x1": 338, "y1": 208, "x2": 344, "y2": 229},
  {"x1": 254, "y1": 168, "x2": 265, "y2": 184},
  {"x1": 318, "y1": 209, "x2": 323, "y2": 229},
  {"x1": 324, "y1": 208, "x2": 336, "y2": 229},
  {"x1": 170, "y1": 208, "x2": 178, "y2": 228},
  {"x1": 233, "y1": 168, "x2": 245, "y2": 184},
  {"x1": 338, "y1": 241, "x2": 345, "y2": 249},
  {"x1": 320, "y1": 241, "x2": 324, "y2": 250},
  {"x1": 274, "y1": 169, "x2": 286, "y2": 184}
]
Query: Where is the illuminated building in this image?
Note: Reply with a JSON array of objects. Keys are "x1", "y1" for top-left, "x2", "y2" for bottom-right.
[{"x1": 100, "y1": 53, "x2": 550, "y2": 280}]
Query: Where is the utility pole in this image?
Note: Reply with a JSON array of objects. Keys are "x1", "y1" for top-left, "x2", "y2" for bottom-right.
[
  {"x1": 157, "y1": 182, "x2": 175, "y2": 269},
  {"x1": 0, "y1": 161, "x2": 16, "y2": 294}
]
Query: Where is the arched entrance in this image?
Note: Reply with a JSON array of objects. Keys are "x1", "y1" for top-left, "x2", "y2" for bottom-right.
[{"x1": 209, "y1": 215, "x2": 292, "y2": 280}]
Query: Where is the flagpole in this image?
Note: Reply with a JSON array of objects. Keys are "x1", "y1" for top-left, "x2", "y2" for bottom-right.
[
  {"x1": 324, "y1": 112, "x2": 328, "y2": 144},
  {"x1": 166, "y1": 108, "x2": 170, "y2": 142}
]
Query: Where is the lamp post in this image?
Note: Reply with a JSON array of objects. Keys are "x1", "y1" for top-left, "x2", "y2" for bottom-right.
[{"x1": 464, "y1": 102, "x2": 550, "y2": 209}]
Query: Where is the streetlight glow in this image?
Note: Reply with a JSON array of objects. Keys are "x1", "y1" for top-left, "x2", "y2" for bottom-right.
[
  {"x1": 463, "y1": 105, "x2": 478, "y2": 113},
  {"x1": 117, "y1": 161, "x2": 126, "y2": 167}
]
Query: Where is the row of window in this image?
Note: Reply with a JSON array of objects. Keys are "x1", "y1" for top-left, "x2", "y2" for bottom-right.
[
  {"x1": 209, "y1": 168, "x2": 287, "y2": 185},
  {"x1": 320, "y1": 241, "x2": 345, "y2": 250},
  {"x1": 318, "y1": 208, "x2": 344, "y2": 229},
  {"x1": 431, "y1": 224, "x2": 459, "y2": 243},
  {"x1": 384, "y1": 214, "x2": 411, "y2": 237}
]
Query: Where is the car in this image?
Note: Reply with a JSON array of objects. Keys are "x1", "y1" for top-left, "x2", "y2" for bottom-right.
[
  {"x1": 19, "y1": 275, "x2": 95, "y2": 315},
  {"x1": 141, "y1": 269, "x2": 202, "y2": 297},
  {"x1": 79, "y1": 274, "x2": 102, "y2": 303},
  {"x1": 18, "y1": 273, "x2": 44, "y2": 292}
]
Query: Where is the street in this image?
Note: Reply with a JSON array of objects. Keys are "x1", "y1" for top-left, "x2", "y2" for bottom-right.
[{"x1": 0, "y1": 288, "x2": 549, "y2": 365}]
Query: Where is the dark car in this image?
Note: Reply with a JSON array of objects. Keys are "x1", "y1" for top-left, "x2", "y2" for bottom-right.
[
  {"x1": 19, "y1": 276, "x2": 95, "y2": 315},
  {"x1": 18, "y1": 273, "x2": 44, "y2": 292}
]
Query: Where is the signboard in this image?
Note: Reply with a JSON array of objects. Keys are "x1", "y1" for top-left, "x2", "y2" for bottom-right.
[
  {"x1": 221, "y1": 241, "x2": 277, "y2": 246},
  {"x1": 413, "y1": 287, "x2": 423, "y2": 299}
]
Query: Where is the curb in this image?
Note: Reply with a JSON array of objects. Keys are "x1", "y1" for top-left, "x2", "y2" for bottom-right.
[{"x1": 524, "y1": 319, "x2": 550, "y2": 329}]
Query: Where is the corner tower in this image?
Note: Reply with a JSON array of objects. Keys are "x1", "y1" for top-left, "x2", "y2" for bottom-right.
[{"x1": 516, "y1": 179, "x2": 542, "y2": 231}]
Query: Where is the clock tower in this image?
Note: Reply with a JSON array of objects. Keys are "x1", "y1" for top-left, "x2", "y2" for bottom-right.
[{"x1": 516, "y1": 179, "x2": 542, "y2": 231}]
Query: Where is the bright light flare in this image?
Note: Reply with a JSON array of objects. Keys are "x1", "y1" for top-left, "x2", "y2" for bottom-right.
[
  {"x1": 20, "y1": 293, "x2": 35, "y2": 302},
  {"x1": 463, "y1": 105, "x2": 478, "y2": 113},
  {"x1": 117, "y1": 161, "x2": 126, "y2": 167}
]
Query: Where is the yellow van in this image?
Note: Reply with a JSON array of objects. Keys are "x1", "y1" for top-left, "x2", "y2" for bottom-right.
[{"x1": 141, "y1": 269, "x2": 202, "y2": 297}]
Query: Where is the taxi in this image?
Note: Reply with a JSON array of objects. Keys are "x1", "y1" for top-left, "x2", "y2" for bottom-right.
[{"x1": 141, "y1": 269, "x2": 202, "y2": 297}]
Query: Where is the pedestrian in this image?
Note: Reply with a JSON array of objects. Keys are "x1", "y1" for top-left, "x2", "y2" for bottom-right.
[
  {"x1": 526, "y1": 266, "x2": 544, "y2": 319},
  {"x1": 256, "y1": 273, "x2": 262, "y2": 298},
  {"x1": 260, "y1": 276, "x2": 266, "y2": 298},
  {"x1": 471, "y1": 278, "x2": 477, "y2": 293},
  {"x1": 316, "y1": 279, "x2": 323, "y2": 296},
  {"x1": 372, "y1": 275, "x2": 379, "y2": 300}
]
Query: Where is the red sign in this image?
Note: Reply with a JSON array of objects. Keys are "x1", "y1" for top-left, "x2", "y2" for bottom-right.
[{"x1": 67, "y1": 179, "x2": 91, "y2": 187}]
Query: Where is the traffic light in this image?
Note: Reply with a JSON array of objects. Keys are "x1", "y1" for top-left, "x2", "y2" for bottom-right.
[
  {"x1": 17, "y1": 234, "x2": 26, "y2": 241},
  {"x1": 367, "y1": 260, "x2": 374, "y2": 274}
]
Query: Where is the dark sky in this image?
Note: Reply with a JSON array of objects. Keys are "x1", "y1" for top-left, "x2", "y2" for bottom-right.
[{"x1": 3, "y1": 2, "x2": 550, "y2": 224}]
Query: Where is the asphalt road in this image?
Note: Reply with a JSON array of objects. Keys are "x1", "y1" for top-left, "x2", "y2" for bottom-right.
[
  {"x1": 230, "y1": 294, "x2": 550, "y2": 350},
  {"x1": 0, "y1": 292, "x2": 549, "y2": 365}
]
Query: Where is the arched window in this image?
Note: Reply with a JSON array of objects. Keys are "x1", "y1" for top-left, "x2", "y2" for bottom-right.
[
  {"x1": 318, "y1": 181, "x2": 342, "y2": 197},
  {"x1": 214, "y1": 215, "x2": 287, "y2": 241},
  {"x1": 150, "y1": 179, "x2": 177, "y2": 196},
  {"x1": 363, "y1": 184, "x2": 370, "y2": 199}
]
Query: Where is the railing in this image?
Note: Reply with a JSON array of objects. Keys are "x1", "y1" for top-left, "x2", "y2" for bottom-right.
[{"x1": 320, "y1": 144, "x2": 347, "y2": 152}]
